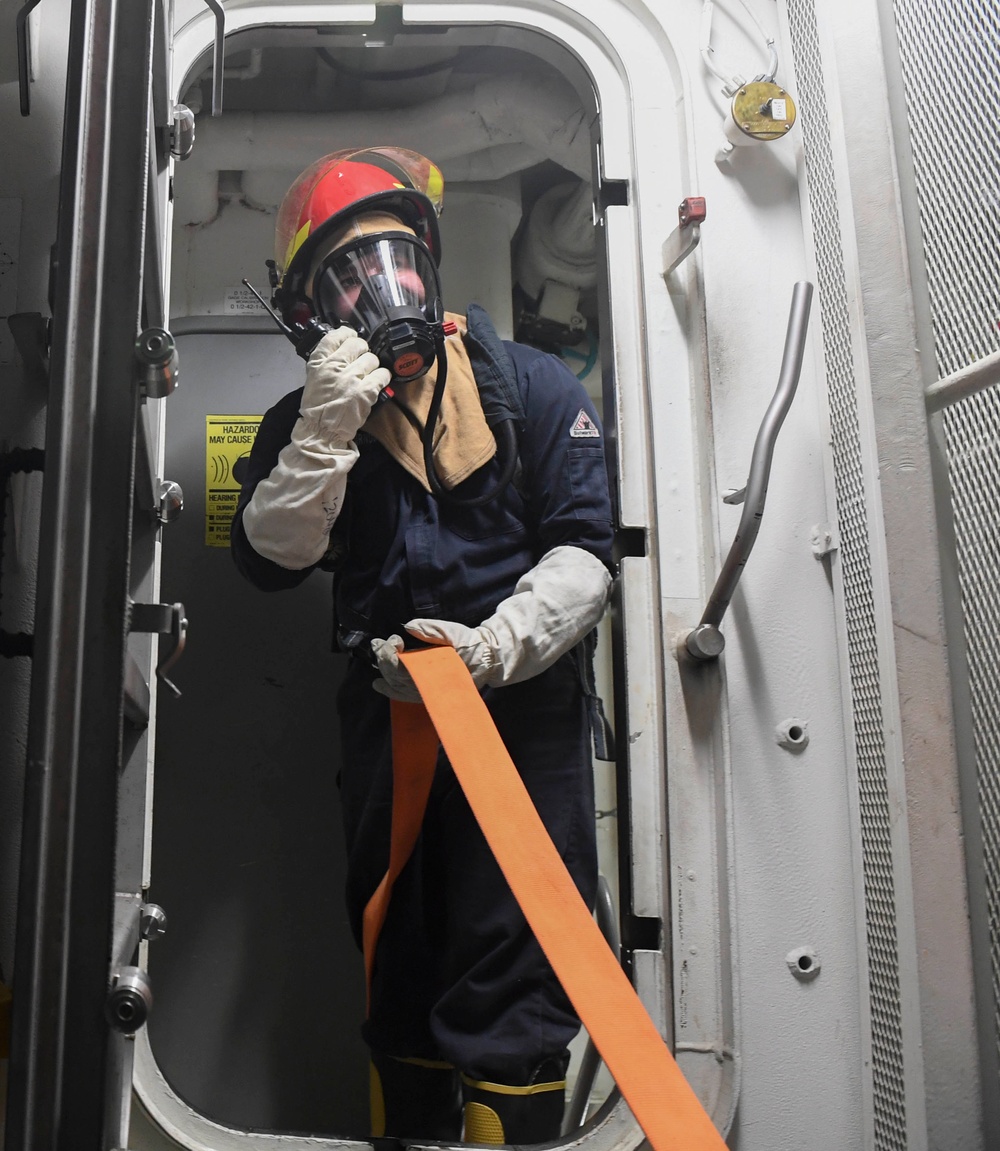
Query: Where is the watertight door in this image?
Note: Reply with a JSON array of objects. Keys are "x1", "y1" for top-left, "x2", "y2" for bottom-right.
[
  {"x1": 134, "y1": 8, "x2": 644, "y2": 1148},
  {"x1": 5, "y1": 0, "x2": 173, "y2": 1147}
]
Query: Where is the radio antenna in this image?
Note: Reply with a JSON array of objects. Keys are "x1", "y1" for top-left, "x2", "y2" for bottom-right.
[{"x1": 242, "y1": 278, "x2": 293, "y2": 338}]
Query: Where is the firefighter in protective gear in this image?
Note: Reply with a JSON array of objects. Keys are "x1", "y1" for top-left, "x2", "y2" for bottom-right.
[{"x1": 232, "y1": 147, "x2": 614, "y2": 1144}]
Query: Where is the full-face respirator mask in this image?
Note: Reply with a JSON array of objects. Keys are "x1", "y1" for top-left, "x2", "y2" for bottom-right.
[
  {"x1": 246, "y1": 227, "x2": 450, "y2": 390},
  {"x1": 309, "y1": 230, "x2": 448, "y2": 385}
]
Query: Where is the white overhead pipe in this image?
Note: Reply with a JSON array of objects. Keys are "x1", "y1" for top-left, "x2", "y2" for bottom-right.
[{"x1": 184, "y1": 73, "x2": 593, "y2": 182}]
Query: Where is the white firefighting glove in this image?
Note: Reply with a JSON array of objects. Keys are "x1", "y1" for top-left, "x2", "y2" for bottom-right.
[
  {"x1": 242, "y1": 327, "x2": 391, "y2": 569},
  {"x1": 370, "y1": 634, "x2": 423, "y2": 703},
  {"x1": 394, "y1": 545, "x2": 612, "y2": 693}
]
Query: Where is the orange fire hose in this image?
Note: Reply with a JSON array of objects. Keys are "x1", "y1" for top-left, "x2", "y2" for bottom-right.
[{"x1": 362, "y1": 646, "x2": 727, "y2": 1151}]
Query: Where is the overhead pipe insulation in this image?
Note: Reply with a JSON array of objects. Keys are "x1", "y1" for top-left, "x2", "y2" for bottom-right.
[
  {"x1": 514, "y1": 180, "x2": 599, "y2": 298},
  {"x1": 176, "y1": 72, "x2": 593, "y2": 220}
]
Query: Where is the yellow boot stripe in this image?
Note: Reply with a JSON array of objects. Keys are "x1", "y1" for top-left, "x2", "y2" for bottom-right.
[
  {"x1": 370, "y1": 1061, "x2": 386, "y2": 1138},
  {"x1": 461, "y1": 1074, "x2": 566, "y2": 1096},
  {"x1": 464, "y1": 1100, "x2": 506, "y2": 1144}
]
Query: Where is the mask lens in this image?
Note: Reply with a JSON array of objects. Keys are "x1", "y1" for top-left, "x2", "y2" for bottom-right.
[{"x1": 313, "y1": 235, "x2": 437, "y2": 336}]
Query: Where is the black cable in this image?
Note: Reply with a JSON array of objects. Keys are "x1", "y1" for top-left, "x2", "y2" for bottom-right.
[{"x1": 387, "y1": 394, "x2": 425, "y2": 436}]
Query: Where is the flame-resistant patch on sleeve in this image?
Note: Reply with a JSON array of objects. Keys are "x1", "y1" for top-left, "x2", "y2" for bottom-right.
[{"x1": 569, "y1": 409, "x2": 601, "y2": 438}]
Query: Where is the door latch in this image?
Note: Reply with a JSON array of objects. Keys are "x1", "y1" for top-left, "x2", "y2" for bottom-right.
[
  {"x1": 140, "y1": 902, "x2": 168, "y2": 941},
  {"x1": 129, "y1": 602, "x2": 187, "y2": 698},
  {"x1": 135, "y1": 328, "x2": 179, "y2": 398},
  {"x1": 169, "y1": 103, "x2": 196, "y2": 160},
  {"x1": 106, "y1": 966, "x2": 153, "y2": 1034},
  {"x1": 156, "y1": 479, "x2": 184, "y2": 525}
]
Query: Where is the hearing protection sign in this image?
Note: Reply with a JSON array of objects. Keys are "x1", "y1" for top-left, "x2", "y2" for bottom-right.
[{"x1": 205, "y1": 415, "x2": 262, "y2": 547}]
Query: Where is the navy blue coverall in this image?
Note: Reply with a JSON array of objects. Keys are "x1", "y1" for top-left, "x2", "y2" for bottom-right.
[{"x1": 231, "y1": 307, "x2": 614, "y2": 1084}]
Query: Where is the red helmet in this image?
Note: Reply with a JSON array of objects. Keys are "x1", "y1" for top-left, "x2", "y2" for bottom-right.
[{"x1": 274, "y1": 147, "x2": 443, "y2": 309}]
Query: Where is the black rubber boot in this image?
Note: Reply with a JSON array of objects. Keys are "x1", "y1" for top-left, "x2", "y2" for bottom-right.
[
  {"x1": 370, "y1": 1051, "x2": 463, "y2": 1141},
  {"x1": 461, "y1": 1055, "x2": 569, "y2": 1144}
]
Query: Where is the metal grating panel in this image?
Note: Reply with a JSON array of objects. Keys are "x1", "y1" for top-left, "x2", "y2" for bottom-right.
[
  {"x1": 891, "y1": 0, "x2": 1000, "y2": 377},
  {"x1": 785, "y1": 2, "x2": 908, "y2": 1147},
  {"x1": 891, "y1": 0, "x2": 1000, "y2": 1102},
  {"x1": 942, "y1": 387, "x2": 1000, "y2": 1081}
]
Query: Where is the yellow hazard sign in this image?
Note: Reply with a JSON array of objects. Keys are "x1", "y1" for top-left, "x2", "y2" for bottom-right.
[{"x1": 205, "y1": 414, "x2": 262, "y2": 547}]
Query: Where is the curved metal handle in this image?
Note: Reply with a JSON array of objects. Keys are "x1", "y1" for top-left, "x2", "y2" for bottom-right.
[
  {"x1": 157, "y1": 604, "x2": 187, "y2": 698},
  {"x1": 686, "y1": 280, "x2": 814, "y2": 660},
  {"x1": 203, "y1": 0, "x2": 226, "y2": 117},
  {"x1": 130, "y1": 601, "x2": 187, "y2": 697}
]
